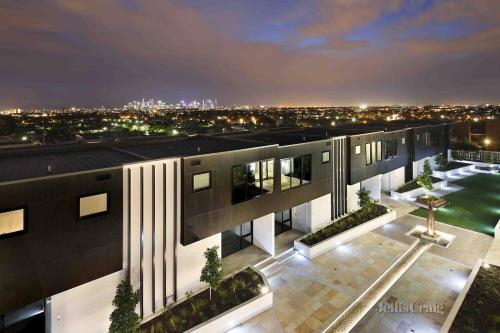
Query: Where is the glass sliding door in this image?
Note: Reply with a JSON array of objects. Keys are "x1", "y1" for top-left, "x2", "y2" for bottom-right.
[
  {"x1": 221, "y1": 221, "x2": 253, "y2": 258},
  {"x1": 275, "y1": 209, "x2": 292, "y2": 236}
]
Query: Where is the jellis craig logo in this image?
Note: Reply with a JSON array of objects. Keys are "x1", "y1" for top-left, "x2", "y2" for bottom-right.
[{"x1": 377, "y1": 301, "x2": 445, "y2": 316}]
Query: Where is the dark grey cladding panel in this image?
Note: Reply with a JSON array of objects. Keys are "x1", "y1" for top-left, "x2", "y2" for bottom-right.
[
  {"x1": 348, "y1": 130, "x2": 410, "y2": 184},
  {"x1": 413, "y1": 124, "x2": 447, "y2": 161},
  {"x1": 181, "y1": 141, "x2": 334, "y2": 245},
  {"x1": 0, "y1": 169, "x2": 124, "y2": 315}
]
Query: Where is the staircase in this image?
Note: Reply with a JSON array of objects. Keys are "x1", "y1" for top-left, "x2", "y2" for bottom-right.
[{"x1": 253, "y1": 247, "x2": 299, "y2": 277}]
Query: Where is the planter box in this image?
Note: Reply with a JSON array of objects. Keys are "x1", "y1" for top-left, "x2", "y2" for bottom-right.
[
  {"x1": 390, "y1": 179, "x2": 447, "y2": 201},
  {"x1": 186, "y1": 290, "x2": 273, "y2": 333},
  {"x1": 433, "y1": 164, "x2": 475, "y2": 179},
  {"x1": 495, "y1": 219, "x2": 500, "y2": 239},
  {"x1": 185, "y1": 271, "x2": 273, "y2": 333},
  {"x1": 294, "y1": 208, "x2": 396, "y2": 259}
]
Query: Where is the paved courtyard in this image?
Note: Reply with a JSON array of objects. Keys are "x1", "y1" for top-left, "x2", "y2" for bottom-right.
[
  {"x1": 227, "y1": 190, "x2": 494, "y2": 333},
  {"x1": 229, "y1": 232, "x2": 409, "y2": 333},
  {"x1": 352, "y1": 252, "x2": 471, "y2": 333}
]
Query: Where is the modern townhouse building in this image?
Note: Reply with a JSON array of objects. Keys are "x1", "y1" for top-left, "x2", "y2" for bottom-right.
[{"x1": 0, "y1": 121, "x2": 467, "y2": 333}]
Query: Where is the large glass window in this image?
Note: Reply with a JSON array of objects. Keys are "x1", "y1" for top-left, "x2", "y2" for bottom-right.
[
  {"x1": 78, "y1": 192, "x2": 109, "y2": 219},
  {"x1": 365, "y1": 143, "x2": 372, "y2": 165},
  {"x1": 261, "y1": 159, "x2": 274, "y2": 194},
  {"x1": 281, "y1": 154, "x2": 312, "y2": 191},
  {"x1": 0, "y1": 207, "x2": 26, "y2": 237},
  {"x1": 302, "y1": 154, "x2": 312, "y2": 185},
  {"x1": 291, "y1": 157, "x2": 302, "y2": 188},
  {"x1": 193, "y1": 172, "x2": 211, "y2": 192},
  {"x1": 232, "y1": 165, "x2": 246, "y2": 204},
  {"x1": 376, "y1": 141, "x2": 382, "y2": 161},
  {"x1": 281, "y1": 158, "x2": 292, "y2": 191},
  {"x1": 385, "y1": 139, "x2": 398, "y2": 159},
  {"x1": 232, "y1": 159, "x2": 275, "y2": 205}
]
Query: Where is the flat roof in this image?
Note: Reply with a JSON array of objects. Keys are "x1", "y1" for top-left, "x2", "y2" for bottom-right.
[
  {"x1": 0, "y1": 144, "x2": 144, "y2": 183},
  {"x1": 0, "y1": 135, "x2": 272, "y2": 183},
  {"x1": 117, "y1": 135, "x2": 273, "y2": 160}
]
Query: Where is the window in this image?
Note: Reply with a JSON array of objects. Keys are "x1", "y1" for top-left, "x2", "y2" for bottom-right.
[
  {"x1": 0, "y1": 207, "x2": 26, "y2": 238},
  {"x1": 365, "y1": 143, "x2": 372, "y2": 165},
  {"x1": 376, "y1": 141, "x2": 382, "y2": 161},
  {"x1": 385, "y1": 139, "x2": 398, "y2": 159},
  {"x1": 232, "y1": 159, "x2": 274, "y2": 204},
  {"x1": 402, "y1": 137, "x2": 406, "y2": 145},
  {"x1": 280, "y1": 154, "x2": 312, "y2": 191},
  {"x1": 355, "y1": 145, "x2": 361, "y2": 155},
  {"x1": 193, "y1": 172, "x2": 211, "y2": 192},
  {"x1": 261, "y1": 159, "x2": 274, "y2": 194},
  {"x1": 322, "y1": 151, "x2": 331, "y2": 163},
  {"x1": 78, "y1": 192, "x2": 109, "y2": 219}
]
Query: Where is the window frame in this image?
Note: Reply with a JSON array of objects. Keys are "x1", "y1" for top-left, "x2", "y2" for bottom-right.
[
  {"x1": 365, "y1": 143, "x2": 372, "y2": 165},
  {"x1": 0, "y1": 206, "x2": 28, "y2": 239},
  {"x1": 321, "y1": 150, "x2": 331, "y2": 164},
  {"x1": 77, "y1": 191, "x2": 111, "y2": 221},
  {"x1": 354, "y1": 145, "x2": 361, "y2": 155},
  {"x1": 192, "y1": 171, "x2": 212, "y2": 193}
]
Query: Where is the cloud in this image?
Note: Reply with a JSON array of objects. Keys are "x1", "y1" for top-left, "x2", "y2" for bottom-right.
[{"x1": 0, "y1": 0, "x2": 499, "y2": 107}]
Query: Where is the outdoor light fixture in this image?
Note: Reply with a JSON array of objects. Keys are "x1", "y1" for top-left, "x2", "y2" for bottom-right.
[
  {"x1": 484, "y1": 138, "x2": 490, "y2": 146},
  {"x1": 482, "y1": 262, "x2": 491, "y2": 269},
  {"x1": 260, "y1": 286, "x2": 269, "y2": 294}
]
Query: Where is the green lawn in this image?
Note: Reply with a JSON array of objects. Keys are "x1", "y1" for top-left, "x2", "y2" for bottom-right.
[{"x1": 410, "y1": 173, "x2": 500, "y2": 236}]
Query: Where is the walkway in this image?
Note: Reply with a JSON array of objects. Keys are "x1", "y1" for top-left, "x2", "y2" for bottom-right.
[{"x1": 324, "y1": 240, "x2": 431, "y2": 333}]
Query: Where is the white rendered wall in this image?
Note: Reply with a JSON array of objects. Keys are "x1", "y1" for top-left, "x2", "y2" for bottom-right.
[
  {"x1": 414, "y1": 154, "x2": 439, "y2": 178},
  {"x1": 253, "y1": 213, "x2": 275, "y2": 256},
  {"x1": 346, "y1": 183, "x2": 361, "y2": 212},
  {"x1": 381, "y1": 167, "x2": 405, "y2": 192},
  {"x1": 292, "y1": 202, "x2": 311, "y2": 233},
  {"x1": 50, "y1": 270, "x2": 126, "y2": 333},
  {"x1": 310, "y1": 194, "x2": 332, "y2": 230},
  {"x1": 176, "y1": 233, "x2": 221, "y2": 296},
  {"x1": 360, "y1": 174, "x2": 381, "y2": 202}
]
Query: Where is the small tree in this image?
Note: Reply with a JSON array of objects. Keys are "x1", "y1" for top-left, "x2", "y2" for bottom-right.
[
  {"x1": 435, "y1": 153, "x2": 447, "y2": 171},
  {"x1": 483, "y1": 152, "x2": 494, "y2": 164},
  {"x1": 357, "y1": 187, "x2": 372, "y2": 209},
  {"x1": 109, "y1": 280, "x2": 141, "y2": 333},
  {"x1": 200, "y1": 246, "x2": 223, "y2": 301},
  {"x1": 417, "y1": 159, "x2": 433, "y2": 195}
]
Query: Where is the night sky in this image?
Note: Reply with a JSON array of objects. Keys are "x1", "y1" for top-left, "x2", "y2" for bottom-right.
[{"x1": 1, "y1": 0, "x2": 499, "y2": 108}]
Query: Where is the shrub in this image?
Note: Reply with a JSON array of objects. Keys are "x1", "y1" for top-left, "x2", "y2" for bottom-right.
[
  {"x1": 435, "y1": 153, "x2": 448, "y2": 171},
  {"x1": 357, "y1": 187, "x2": 372, "y2": 208},
  {"x1": 109, "y1": 280, "x2": 141, "y2": 333}
]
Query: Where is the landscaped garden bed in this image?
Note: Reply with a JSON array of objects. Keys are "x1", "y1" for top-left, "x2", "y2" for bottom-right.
[
  {"x1": 295, "y1": 203, "x2": 396, "y2": 258},
  {"x1": 138, "y1": 267, "x2": 268, "y2": 333},
  {"x1": 394, "y1": 176, "x2": 443, "y2": 193},
  {"x1": 449, "y1": 263, "x2": 500, "y2": 333},
  {"x1": 391, "y1": 177, "x2": 447, "y2": 201},
  {"x1": 436, "y1": 161, "x2": 472, "y2": 171}
]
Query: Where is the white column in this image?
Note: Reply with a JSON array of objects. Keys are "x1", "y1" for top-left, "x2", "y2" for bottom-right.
[
  {"x1": 346, "y1": 183, "x2": 361, "y2": 212},
  {"x1": 310, "y1": 194, "x2": 332, "y2": 230},
  {"x1": 253, "y1": 213, "x2": 275, "y2": 256}
]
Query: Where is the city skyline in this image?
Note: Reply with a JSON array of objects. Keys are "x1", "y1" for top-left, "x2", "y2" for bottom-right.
[{"x1": 1, "y1": 0, "x2": 500, "y2": 108}]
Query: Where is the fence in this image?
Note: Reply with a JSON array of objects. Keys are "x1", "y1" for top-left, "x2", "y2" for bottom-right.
[{"x1": 451, "y1": 150, "x2": 500, "y2": 164}]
